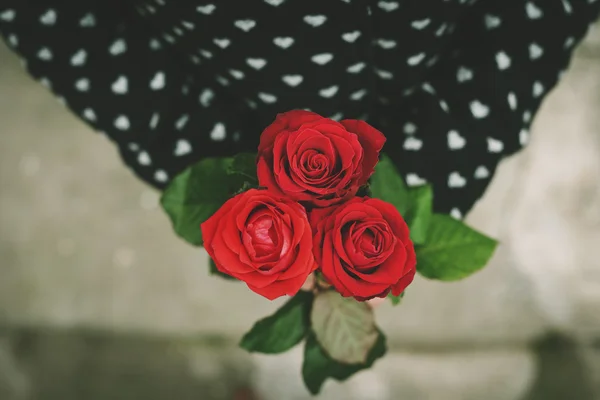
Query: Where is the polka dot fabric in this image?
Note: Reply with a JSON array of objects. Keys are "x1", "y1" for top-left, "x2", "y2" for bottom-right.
[{"x1": 1, "y1": 0, "x2": 599, "y2": 217}]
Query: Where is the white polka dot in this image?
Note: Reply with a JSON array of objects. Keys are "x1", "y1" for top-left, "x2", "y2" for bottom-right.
[
  {"x1": 564, "y1": 36, "x2": 575, "y2": 49},
  {"x1": 199, "y1": 88, "x2": 214, "y2": 107},
  {"x1": 154, "y1": 170, "x2": 168, "y2": 182},
  {"x1": 146, "y1": 113, "x2": 159, "y2": 130},
  {"x1": 79, "y1": 13, "x2": 96, "y2": 27},
  {"x1": 182, "y1": 20, "x2": 195, "y2": 30},
  {"x1": 82, "y1": 108, "x2": 96, "y2": 122},
  {"x1": 111, "y1": 76, "x2": 128, "y2": 94},
  {"x1": 229, "y1": 69, "x2": 245, "y2": 79},
  {"x1": 0, "y1": 9, "x2": 16, "y2": 22},
  {"x1": 197, "y1": 4, "x2": 216, "y2": 14},
  {"x1": 303, "y1": 15, "x2": 327, "y2": 27},
  {"x1": 245, "y1": 99, "x2": 258, "y2": 109},
  {"x1": 190, "y1": 55, "x2": 201, "y2": 64},
  {"x1": 175, "y1": 114, "x2": 189, "y2": 130},
  {"x1": 210, "y1": 122, "x2": 226, "y2": 141},
  {"x1": 234, "y1": 19, "x2": 256, "y2": 31},
  {"x1": 109, "y1": 38, "x2": 127, "y2": 55},
  {"x1": 115, "y1": 115, "x2": 130, "y2": 130},
  {"x1": 273, "y1": 36, "x2": 294, "y2": 49},
  {"x1": 75, "y1": 78, "x2": 90, "y2": 91},
  {"x1": 508, "y1": 92, "x2": 518, "y2": 110},
  {"x1": 403, "y1": 122, "x2": 417, "y2": 134},
  {"x1": 561, "y1": 0, "x2": 573, "y2": 13},
  {"x1": 375, "y1": 69, "x2": 393, "y2": 79},
  {"x1": 163, "y1": 33, "x2": 175, "y2": 43},
  {"x1": 149, "y1": 38, "x2": 162, "y2": 50},
  {"x1": 487, "y1": 137, "x2": 504, "y2": 153},
  {"x1": 200, "y1": 49, "x2": 213, "y2": 59},
  {"x1": 457, "y1": 66, "x2": 473, "y2": 82},
  {"x1": 407, "y1": 52, "x2": 426, "y2": 66},
  {"x1": 128, "y1": 143, "x2": 139, "y2": 152},
  {"x1": 533, "y1": 81, "x2": 545, "y2": 97},
  {"x1": 448, "y1": 172, "x2": 466, "y2": 188},
  {"x1": 474, "y1": 166, "x2": 490, "y2": 179},
  {"x1": 403, "y1": 137, "x2": 423, "y2": 151},
  {"x1": 216, "y1": 75, "x2": 230, "y2": 86},
  {"x1": 378, "y1": 1, "x2": 399, "y2": 12},
  {"x1": 173, "y1": 27, "x2": 184, "y2": 36},
  {"x1": 40, "y1": 77, "x2": 51, "y2": 88},
  {"x1": 411, "y1": 18, "x2": 430, "y2": 30},
  {"x1": 525, "y1": 2, "x2": 543, "y2": 19},
  {"x1": 282, "y1": 74, "x2": 303, "y2": 87},
  {"x1": 246, "y1": 57, "x2": 267, "y2": 70},
  {"x1": 312, "y1": 53, "x2": 334, "y2": 65},
  {"x1": 470, "y1": 100, "x2": 490, "y2": 118},
  {"x1": 347, "y1": 62, "x2": 366, "y2": 73},
  {"x1": 447, "y1": 130, "x2": 466, "y2": 150},
  {"x1": 376, "y1": 39, "x2": 396, "y2": 49},
  {"x1": 137, "y1": 151, "x2": 151, "y2": 165},
  {"x1": 174, "y1": 139, "x2": 192, "y2": 156},
  {"x1": 484, "y1": 14, "x2": 501, "y2": 29},
  {"x1": 342, "y1": 30, "x2": 361, "y2": 43},
  {"x1": 529, "y1": 42, "x2": 544, "y2": 60},
  {"x1": 7, "y1": 34, "x2": 18, "y2": 47},
  {"x1": 350, "y1": 89, "x2": 368, "y2": 101},
  {"x1": 422, "y1": 82, "x2": 435, "y2": 93},
  {"x1": 264, "y1": 0, "x2": 285, "y2": 5},
  {"x1": 37, "y1": 47, "x2": 53, "y2": 61},
  {"x1": 39, "y1": 9, "x2": 57, "y2": 25},
  {"x1": 406, "y1": 173, "x2": 426, "y2": 187},
  {"x1": 439, "y1": 100, "x2": 450, "y2": 112},
  {"x1": 213, "y1": 37, "x2": 230, "y2": 48},
  {"x1": 495, "y1": 51, "x2": 511, "y2": 70},
  {"x1": 70, "y1": 49, "x2": 87, "y2": 66},
  {"x1": 319, "y1": 85, "x2": 339, "y2": 98},
  {"x1": 329, "y1": 112, "x2": 343, "y2": 121},
  {"x1": 435, "y1": 24, "x2": 447, "y2": 37},
  {"x1": 519, "y1": 129, "x2": 530, "y2": 145},
  {"x1": 258, "y1": 92, "x2": 277, "y2": 103},
  {"x1": 450, "y1": 208, "x2": 463, "y2": 220},
  {"x1": 150, "y1": 71, "x2": 166, "y2": 90},
  {"x1": 523, "y1": 110, "x2": 532, "y2": 123}
]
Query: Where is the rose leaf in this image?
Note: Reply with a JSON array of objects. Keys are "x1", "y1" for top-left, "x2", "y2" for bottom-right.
[
  {"x1": 369, "y1": 154, "x2": 410, "y2": 216},
  {"x1": 160, "y1": 157, "x2": 248, "y2": 246},
  {"x1": 388, "y1": 290, "x2": 405, "y2": 306},
  {"x1": 239, "y1": 291, "x2": 313, "y2": 354},
  {"x1": 208, "y1": 258, "x2": 237, "y2": 281},
  {"x1": 229, "y1": 153, "x2": 259, "y2": 184},
  {"x1": 404, "y1": 184, "x2": 434, "y2": 245},
  {"x1": 310, "y1": 291, "x2": 379, "y2": 365},
  {"x1": 302, "y1": 329, "x2": 387, "y2": 395},
  {"x1": 416, "y1": 214, "x2": 499, "y2": 281}
]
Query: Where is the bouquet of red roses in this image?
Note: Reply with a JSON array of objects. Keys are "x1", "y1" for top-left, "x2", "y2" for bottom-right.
[{"x1": 161, "y1": 110, "x2": 497, "y2": 394}]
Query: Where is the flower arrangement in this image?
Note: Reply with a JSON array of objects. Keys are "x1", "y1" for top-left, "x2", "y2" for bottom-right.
[{"x1": 161, "y1": 110, "x2": 497, "y2": 395}]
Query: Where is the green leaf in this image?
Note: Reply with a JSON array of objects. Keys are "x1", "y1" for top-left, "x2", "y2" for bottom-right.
[
  {"x1": 208, "y1": 258, "x2": 237, "y2": 281},
  {"x1": 240, "y1": 291, "x2": 313, "y2": 354},
  {"x1": 369, "y1": 154, "x2": 410, "y2": 216},
  {"x1": 388, "y1": 291, "x2": 405, "y2": 306},
  {"x1": 160, "y1": 157, "x2": 248, "y2": 246},
  {"x1": 404, "y1": 185, "x2": 433, "y2": 245},
  {"x1": 302, "y1": 330, "x2": 387, "y2": 395},
  {"x1": 416, "y1": 214, "x2": 498, "y2": 281},
  {"x1": 311, "y1": 291, "x2": 378, "y2": 365},
  {"x1": 229, "y1": 153, "x2": 258, "y2": 184}
]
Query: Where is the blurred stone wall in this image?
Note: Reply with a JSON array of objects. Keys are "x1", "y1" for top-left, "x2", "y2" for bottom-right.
[{"x1": 1, "y1": 25, "x2": 600, "y2": 400}]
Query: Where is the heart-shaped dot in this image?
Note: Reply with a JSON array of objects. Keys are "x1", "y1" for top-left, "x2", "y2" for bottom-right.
[
  {"x1": 229, "y1": 69, "x2": 244, "y2": 79},
  {"x1": 246, "y1": 58, "x2": 267, "y2": 70},
  {"x1": 149, "y1": 113, "x2": 160, "y2": 129},
  {"x1": 519, "y1": 129, "x2": 530, "y2": 145},
  {"x1": 304, "y1": 15, "x2": 327, "y2": 27},
  {"x1": 70, "y1": 49, "x2": 87, "y2": 66},
  {"x1": 457, "y1": 66, "x2": 473, "y2": 82},
  {"x1": 174, "y1": 139, "x2": 192, "y2": 156},
  {"x1": 448, "y1": 172, "x2": 467, "y2": 188},
  {"x1": 82, "y1": 108, "x2": 96, "y2": 122},
  {"x1": 526, "y1": 2, "x2": 543, "y2": 19},
  {"x1": 110, "y1": 38, "x2": 127, "y2": 56},
  {"x1": 0, "y1": 9, "x2": 16, "y2": 22},
  {"x1": 264, "y1": 0, "x2": 285, "y2": 5},
  {"x1": 197, "y1": 4, "x2": 216, "y2": 14},
  {"x1": 40, "y1": 9, "x2": 57, "y2": 25},
  {"x1": 484, "y1": 14, "x2": 501, "y2": 29},
  {"x1": 350, "y1": 89, "x2": 368, "y2": 101},
  {"x1": 115, "y1": 115, "x2": 131, "y2": 131},
  {"x1": 378, "y1": 1, "x2": 399, "y2": 12},
  {"x1": 447, "y1": 130, "x2": 466, "y2": 150},
  {"x1": 470, "y1": 100, "x2": 490, "y2": 119},
  {"x1": 529, "y1": 42, "x2": 543, "y2": 59},
  {"x1": 282, "y1": 74, "x2": 303, "y2": 87},
  {"x1": 75, "y1": 78, "x2": 90, "y2": 91},
  {"x1": 150, "y1": 71, "x2": 165, "y2": 90},
  {"x1": 210, "y1": 123, "x2": 226, "y2": 141},
  {"x1": 319, "y1": 85, "x2": 339, "y2": 98},
  {"x1": 474, "y1": 166, "x2": 490, "y2": 179},
  {"x1": 347, "y1": 62, "x2": 366, "y2": 73},
  {"x1": 258, "y1": 92, "x2": 277, "y2": 103},
  {"x1": 508, "y1": 92, "x2": 518, "y2": 110},
  {"x1": 199, "y1": 89, "x2": 214, "y2": 107},
  {"x1": 406, "y1": 173, "x2": 426, "y2": 187},
  {"x1": 80, "y1": 13, "x2": 95, "y2": 27},
  {"x1": 376, "y1": 69, "x2": 393, "y2": 79},
  {"x1": 377, "y1": 39, "x2": 396, "y2": 49},
  {"x1": 137, "y1": 151, "x2": 151, "y2": 165},
  {"x1": 407, "y1": 52, "x2": 426, "y2": 66},
  {"x1": 175, "y1": 115, "x2": 189, "y2": 130},
  {"x1": 496, "y1": 51, "x2": 511, "y2": 70},
  {"x1": 450, "y1": 208, "x2": 463, "y2": 220},
  {"x1": 213, "y1": 38, "x2": 230, "y2": 48},
  {"x1": 273, "y1": 36, "x2": 294, "y2": 49},
  {"x1": 37, "y1": 47, "x2": 53, "y2": 61},
  {"x1": 403, "y1": 137, "x2": 423, "y2": 151},
  {"x1": 311, "y1": 53, "x2": 333, "y2": 65},
  {"x1": 487, "y1": 137, "x2": 504, "y2": 153},
  {"x1": 111, "y1": 76, "x2": 128, "y2": 94},
  {"x1": 341, "y1": 30, "x2": 361, "y2": 43},
  {"x1": 533, "y1": 81, "x2": 544, "y2": 97},
  {"x1": 411, "y1": 18, "x2": 430, "y2": 30},
  {"x1": 234, "y1": 19, "x2": 256, "y2": 32},
  {"x1": 154, "y1": 170, "x2": 168, "y2": 183}
]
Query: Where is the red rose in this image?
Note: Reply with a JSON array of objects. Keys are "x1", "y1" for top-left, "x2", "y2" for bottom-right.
[
  {"x1": 201, "y1": 189, "x2": 316, "y2": 300},
  {"x1": 257, "y1": 110, "x2": 386, "y2": 208},
  {"x1": 310, "y1": 197, "x2": 416, "y2": 301}
]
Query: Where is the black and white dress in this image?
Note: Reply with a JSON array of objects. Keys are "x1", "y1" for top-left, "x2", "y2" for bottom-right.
[{"x1": 1, "y1": 0, "x2": 599, "y2": 217}]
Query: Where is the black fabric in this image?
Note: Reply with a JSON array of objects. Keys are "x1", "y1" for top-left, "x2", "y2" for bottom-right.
[{"x1": 1, "y1": 0, "x2": 599, "y2": 217}]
